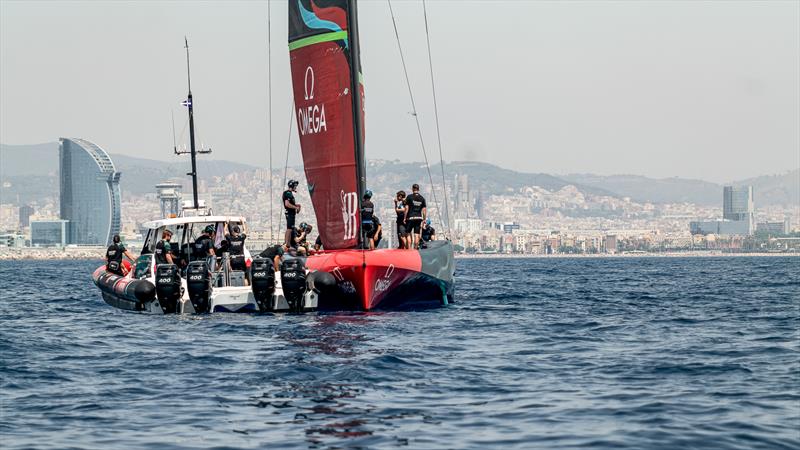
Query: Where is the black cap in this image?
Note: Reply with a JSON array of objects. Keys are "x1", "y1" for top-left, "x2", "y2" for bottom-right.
[{"x1": 113, "y1": 234, "x2": 120, "y2": 243}]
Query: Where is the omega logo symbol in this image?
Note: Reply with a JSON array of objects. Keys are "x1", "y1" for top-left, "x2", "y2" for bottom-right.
[
  {"x1": 298, "y1": 65, "x2": 327, "y2": 135},
  {"x1": 304, "y1": 66, "x2": 315, "y2": 100}
]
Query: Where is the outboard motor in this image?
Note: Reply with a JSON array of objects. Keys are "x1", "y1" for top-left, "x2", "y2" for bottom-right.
[
  {"x1": 186, "y1": 261, "x2": 212, "y2": 313},
  {"x1": 280, "y1": 258, "x2": 306, "y2": 312},
  {"x1": 250, "y1": 258, "x2": 275, "y2": 312},
  {"x1": 155, "y1": 264, "x2": 182, "y2": 314}
]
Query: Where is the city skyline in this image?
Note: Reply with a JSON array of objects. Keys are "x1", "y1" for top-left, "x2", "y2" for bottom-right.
[{"x1": 1, "y1": 1, "x2": 798, "y2": 183}]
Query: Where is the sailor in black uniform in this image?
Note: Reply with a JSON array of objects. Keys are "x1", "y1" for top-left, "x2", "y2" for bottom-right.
[
  {"x1": 283, "y1": 180, "x2": 302, "y2": 247},
  {"x1": 314, "y1": 235, "x2": 323, "y2": 252},
  {"x1": 371, "y1": 215, "x2": 383, "y2": 248},
  {"x1": 420, "y1": 219, "x2": 436, "y2": 248},
  {"x1": 225, "y1": 225, "x2": 247, "y2": 271},
  {"x1": 106, "y1": 234, "x2": 136, "y2": 275},
  {"x1": 404, "y1": 183, "x2": 427, "y2": 249},
  {"x1": 395, "y1": 191, "x2": 409, "y2": 249},
  {"x1": 361, "y1": 190, "x2": 375, "y2": 249},
  {"x1": 192, "y1": 225, "x2": 217, "y2": 270},
  {"x1": 154, "y1": 229, "x2": 175, "y2": 266},
  {"x1": 259, "y1": 244, "x2": 285, "y2": 273}
]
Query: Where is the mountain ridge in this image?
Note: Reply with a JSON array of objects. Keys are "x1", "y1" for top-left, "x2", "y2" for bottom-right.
[{"x1": 1, "y1": 142, "x2": 797, "y2": 207}]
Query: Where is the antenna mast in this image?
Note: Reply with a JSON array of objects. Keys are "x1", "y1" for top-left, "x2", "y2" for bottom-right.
[{"x1": 175, "y1": 37, "x2": 211, "y2": 210}]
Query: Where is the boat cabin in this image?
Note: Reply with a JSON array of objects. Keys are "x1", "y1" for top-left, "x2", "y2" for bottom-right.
[{"x1": 133, "y1": 215, "x2": 249, "y2": 280}]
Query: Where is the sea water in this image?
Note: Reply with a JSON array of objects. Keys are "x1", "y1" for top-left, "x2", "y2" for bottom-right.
[{"x1": 1, "y1": 257, "x2": 798, "y2": 449}]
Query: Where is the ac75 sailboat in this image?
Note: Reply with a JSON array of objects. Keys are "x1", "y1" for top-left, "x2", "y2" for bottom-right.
[{"x1": 287, "y1": 0, "x2": 455, "y2": 310}]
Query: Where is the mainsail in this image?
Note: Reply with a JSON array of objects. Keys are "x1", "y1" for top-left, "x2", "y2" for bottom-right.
[{"x1": 289, "y1": 0, "x2": 365, "y2": 250}]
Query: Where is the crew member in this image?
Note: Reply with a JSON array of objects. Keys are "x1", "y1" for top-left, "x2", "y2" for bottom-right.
[
  {"x1": 371, "y1": 215, "x2": 384, "y2": 248},
  {"x1": 192, "y1": 225, "x2": 217, "y2": 270},
  {"x1": 291, "y1": 222, "x2": 310, "y2": 250},
  {"x1": 154, "y1": 229, "x2": 175, "y2": 266},
  {"x1": 106, "y1": 234, "x2": 136, "y2": 275},
  {"x1": 314, "y1": 235, "x2": 323, "y2": 252},
  {"x1": 259, "y1": 244, "x2": 285, "y2": 272},
  {"x1": 284, "y1": 180, "x2": 302, "y2": 247},
  {"x1": 421, "y1": 218, "x2": 436, "y2": 246},
  {"x1": 226, "y1": 225, "x2": 247, "y2": 271},
  {"x1": 404, "y1": 183, "x2": 427, "y2": 249},
  {"x1": 395, "y1": 191, "x2": 409, "y2": 249},
  {"x1": 361, "y1": 190, "x2": 375, "y2": 249}
]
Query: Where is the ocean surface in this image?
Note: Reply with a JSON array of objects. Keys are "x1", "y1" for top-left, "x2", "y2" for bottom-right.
[{"x1": 1, "y1": 257, "x2": 798, "y2": 450}]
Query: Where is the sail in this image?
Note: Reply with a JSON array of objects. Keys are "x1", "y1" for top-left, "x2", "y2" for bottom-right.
[{"x1": 289, "y1": 0, "x2": 365, "y2": 250}]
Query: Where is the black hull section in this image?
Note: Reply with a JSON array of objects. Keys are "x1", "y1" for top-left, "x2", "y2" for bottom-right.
[{"x1": 93, "y1": 266, "x2": 157, "y2": 312}]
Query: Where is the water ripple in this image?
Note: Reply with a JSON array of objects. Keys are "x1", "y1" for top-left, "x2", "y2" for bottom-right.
[{"x1": 1, "y1": 257, "x2": 798, "y2": 449}]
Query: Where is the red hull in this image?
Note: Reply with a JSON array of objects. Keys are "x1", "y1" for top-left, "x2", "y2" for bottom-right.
[{"x1": 306, "y1": 241, "x2": 455, "y2": 310}]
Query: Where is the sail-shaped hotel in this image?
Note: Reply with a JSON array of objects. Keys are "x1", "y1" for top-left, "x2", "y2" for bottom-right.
[{"x1": 59, "y1": 138, "x2": 121, "y2": 246}]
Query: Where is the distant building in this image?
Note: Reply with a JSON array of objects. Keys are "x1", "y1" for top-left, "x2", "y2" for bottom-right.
[
  {"x1": 502, "y1": 222, "x2": 520, "y2": 234},
  {"x1": 690, "y1": 185, "x2": 754, "y2": 236},
  {"x1": 31, "y1": 220, "x2": 69, "y2": 247},
  {"x1": 757, "y1": 219, "x2": 791, "y2": 235},
  {"x1": 690, "y1": 220, "x2": 752, "y2": 236},
  {"x1": 156, "y1": 181, "x2": 183, "y2": 218},
  {"x1": 0, "y1": 233, "x2": 26, "y2": 248},
  {"x1": 18, "y1": 204, "x2": 34, "y2": 228},
  {"x1": 604, "y1": 235, "x2": 617, "y2": 254},
  {"x1": 59, "y1": 138, "x2": 121, "y2": 245},
  {"x1": 723, "y1": 186, "x2": 754, "y2": 222}
]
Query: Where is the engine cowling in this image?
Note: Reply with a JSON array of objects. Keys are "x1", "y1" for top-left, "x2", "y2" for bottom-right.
[
  {"x1": 155, "y1": 263, "x2": 181, "y2": 314},
  {"x1": 250, "y1": 258, "x2": 275, "y2": 312},
  {"x1": 186, "y1": 261, "x2": 212, "y2": 313},
  {"x1": 280, "y1": 258, "x2": 306, "y2": 313}
]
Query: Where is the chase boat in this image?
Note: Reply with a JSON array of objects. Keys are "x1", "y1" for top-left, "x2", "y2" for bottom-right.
[{"x1": 92, "y1": 215, "x2": 334, "y2": 314}]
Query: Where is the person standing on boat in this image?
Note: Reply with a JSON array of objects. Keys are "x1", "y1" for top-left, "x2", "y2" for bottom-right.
[
  {"x1": 192, "y1": 225, "x2": 217, "y2": 270},
  {"x1": 395, "y1": 191, "x2": 409, "y2": 249},
  {"x1": 106, "y1": 234, "x2": 136, "y2": 275},
  {"x1": 361, "y1": 190, "x2": 375, "y2": 249},
  {"x1": 154, "y1": 229, "x2": 175, "y2": 266},
  {"x1": 404, "y1": 184, "x2": 427, "y2": 249},
  {"x1": 283, "y1": 180, "x2": 302, "y2": 247},
  {"x1": 314, "y1": 235, "x2": 323, "y2": 252},
  {"x1": 226, "y1": 225, "x2": 247, "y2": 271}
]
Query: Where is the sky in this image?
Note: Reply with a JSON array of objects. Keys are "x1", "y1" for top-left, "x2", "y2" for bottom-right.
[{"x1": 1, "y1": 0, "x2": 798, "y2": 183}]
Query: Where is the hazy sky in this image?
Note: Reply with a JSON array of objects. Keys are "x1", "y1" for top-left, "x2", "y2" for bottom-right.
[{"x1": 1, "y1": 0, "x2": 798, "y2": 182}]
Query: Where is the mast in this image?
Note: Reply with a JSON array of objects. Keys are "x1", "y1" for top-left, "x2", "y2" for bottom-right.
[
  {"x1": 175, "y1": 37, "x2": 210, "y2": 210},
  {"x1": 345, "y1": 0, "x2": 366, "y2": 245}
]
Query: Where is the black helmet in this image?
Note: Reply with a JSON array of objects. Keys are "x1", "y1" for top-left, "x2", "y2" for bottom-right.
[
  {"x1": 232, "y1": 225, "x2": 240, "y2": 234},
  {"x1": 204, "y1": 225, "x2": 216, "y2": 234},
  {"x1": 288, "y1": 179, "x2": 299, "y2": 189},
  {"x1": 364, "y1": 189, "x2": 373, "y2": 199},
  {"x1": 299, "y1": 222, "x2": 308, "y2": 230},
  {"x1": 112, "y1": 234, "x2": 121, "y2": 243}
]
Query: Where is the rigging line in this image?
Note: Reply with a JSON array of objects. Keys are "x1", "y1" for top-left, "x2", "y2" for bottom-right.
[
  {"x1": 387, "y1": 0, "x2": 444, "y2": 231},
  {"x1": 267, "y1": 0, "x2": 274, "y2": 240},
  {"x1": 282, "y1": 102, "x2": 294, "y2": 191},
  {"x1": 281, "y1": 102, "x2": 295, "y2": 243},
  {"x1": 422, "y1": 0, "x2": 451, "y2": 238}
]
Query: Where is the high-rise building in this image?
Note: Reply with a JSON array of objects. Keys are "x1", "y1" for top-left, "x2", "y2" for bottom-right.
[
  {"x1": 18, "y1": 204, "x2": 34, "y2": 228},
  {"x1": 59, "y1": 138, "x2": 121, "y2": 245},
  {"x1": 156, "y1": 181, "x2": 183, "y2": 218},
  {"x1": 690, "y1": 185, "x2": 755, "y2": 236},
  {"x1": 723, "y1": 186, "x2": 753, "y2": 222}
]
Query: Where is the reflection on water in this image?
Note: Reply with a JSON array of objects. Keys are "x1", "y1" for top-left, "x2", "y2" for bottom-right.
[{"x1": 251, "y1": 313, "x2": 387, "y2": 447}]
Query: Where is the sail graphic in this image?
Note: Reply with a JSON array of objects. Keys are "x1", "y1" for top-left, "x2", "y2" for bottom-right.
[{"x1": 289, "y1": 0, "x2": 365, "y2": 250}]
